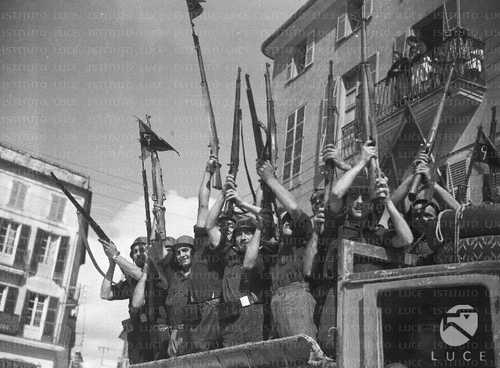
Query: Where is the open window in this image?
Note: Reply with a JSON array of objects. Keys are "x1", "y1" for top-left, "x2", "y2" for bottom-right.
[
  {"x1": 337, "y1": 0, "x2": 373, "y2": 42},
  {"x1": 286, "y1": 31, "x2": 315, "y2": 81}
]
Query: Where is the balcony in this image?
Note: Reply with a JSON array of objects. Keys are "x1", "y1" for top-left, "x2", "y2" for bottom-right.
[
  {"x1": 373, "y1": 30, "x2": 486, "y2": 180},
  {"x1": 375, "y1": 31, "x2": 485, "y2": 120}
]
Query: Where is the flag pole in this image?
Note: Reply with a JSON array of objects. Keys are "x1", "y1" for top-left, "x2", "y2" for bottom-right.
[
  {"x1": 138, "y1": 120, "x2": 153, "y2": 247},
  {"x1": 185, "y1": 0, "x2": 223, "y2": 190}
]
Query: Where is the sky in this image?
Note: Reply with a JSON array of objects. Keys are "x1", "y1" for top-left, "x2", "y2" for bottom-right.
[{"x1": 0, "y1": 0, "x2": 304, "y2": 366}]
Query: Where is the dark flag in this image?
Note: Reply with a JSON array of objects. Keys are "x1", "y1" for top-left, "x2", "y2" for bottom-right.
[
  {"x1": 473, "y1": 127, "x2": 500, "y2": 168},
  {"x1": 137, "y1": 117, "x2": 179, "y2": 156},
  {"x1": 187, "y1": 0, "x2": 205, "y2": 20}
]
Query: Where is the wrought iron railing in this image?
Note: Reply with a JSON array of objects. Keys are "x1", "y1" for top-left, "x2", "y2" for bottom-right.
[{"x1": 375, "y1": 31, "x2": 485, "y2": 118}]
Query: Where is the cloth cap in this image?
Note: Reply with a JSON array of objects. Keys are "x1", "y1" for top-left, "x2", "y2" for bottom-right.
[
  {"x1": 174, "y1": 235, "x2": 194, "y2": 251},
  {"x1": 235, "y1": 215, "x2": 257, "y2": 232},
  {"x1": 130, "y1": 236, "x2": 147, "y2": 248},
  {"x1": 164, "y1": 236, "x2": 176, "y2": 247}
]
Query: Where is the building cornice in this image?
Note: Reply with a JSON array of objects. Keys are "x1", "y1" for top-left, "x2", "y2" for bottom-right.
[
  {"x1": 261, "y1": 0, "x2": 319, "y2": 59},
  {"x1": 0, "y1": 333, "x2": 65, "y2": 352}
]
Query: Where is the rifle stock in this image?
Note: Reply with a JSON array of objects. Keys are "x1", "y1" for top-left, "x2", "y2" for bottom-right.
[
  {"x1": 408, "y1": 66, "x2": 454, "y2": 201},
  {"x1": 245, "y1": 74, "x2": 264, "y2": 158}
]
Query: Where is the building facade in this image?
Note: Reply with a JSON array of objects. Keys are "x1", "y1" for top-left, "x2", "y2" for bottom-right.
[
  {"x1": 0, "y1": 143, "x2": 91, "y2": 368},
  {"x1": 262, "y1": 0, "x2": 500, "y2": 212}
]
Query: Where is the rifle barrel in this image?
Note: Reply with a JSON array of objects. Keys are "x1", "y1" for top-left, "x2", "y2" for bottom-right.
[{"x1": 408, "y1": 66, "x2": 454, "y2": 201}]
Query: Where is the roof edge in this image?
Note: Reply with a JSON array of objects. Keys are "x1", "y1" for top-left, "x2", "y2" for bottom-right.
[{"x1": 261, "y1": 0, "x2": 318, "y2": 59}]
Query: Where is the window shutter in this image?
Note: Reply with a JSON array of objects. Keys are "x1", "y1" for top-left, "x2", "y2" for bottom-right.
[
  {"x1": 48, "y1": 195, "x2": 66, "y2": 222},
  {"x1": 42, "y1": 297, "x2": 59, "y2": 341},
  {"x1": 337, "y1": 79, "x2": 347, "y2": 138},
  {"x1": 394, "y1": 33, "x2": 407, "y2": 58},
  {"x1": 21, "y1": 291, "x2": 32, "y2": 325},
  {"x1": 53, "y1": 236, "x2": 69, "y2": 285},
  {"x1": 8, "y1": 181, "x2": 27, "y2": 209},
  {"x1": 363, "y1": 0, "x2": 373, "y2": 18},
  {"x1": 30, "y1": 229, "x2": 46, "y2": 274},
  {"x1": 449, "y1": 160, "x2": 469, "y2": 202},
  {"x1": 337, "y1": 14, "x2": 352, "y2": 41},
  {"x1": 286, "y1": 59, "x2": 294, "y2": 81},
  {"x1": 14, "y1": 224, "x2": 31, "y2": 269},
  {"x1": 4, "y1": 287, "x2": 18, "y2": 314},
  {"x1": 305, "y1": 31, "x2": 315, "y2": 67}
]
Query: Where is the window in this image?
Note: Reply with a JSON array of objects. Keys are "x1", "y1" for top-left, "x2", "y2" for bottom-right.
[
  {"x1": 0, "y1": 219, "x2": 21, "y2": 256},
  {"x1": 286, "y1": 31, "x2": 315, "y2": 81},
  {"x1": 37, "y1": 233, "x2": 61, "y2": 264},
  {"x1": 25, "y1": 293, "x2": 47, "y2": 327},
  {"x1": 283, "y1": 106, "x2": 306, "y2": 183},
  {"x1": 48, "y1": 195, "x2": 66, "y2": 222},
  {"x1": 337, "y1": 0, "x2": 373, "y2": 41},
  {"x1": 7, "y1": 181, "x2": 27, "y2": 210},
  {"x1": 341, "y1": 120, "x2": 361, "y2": 159}
]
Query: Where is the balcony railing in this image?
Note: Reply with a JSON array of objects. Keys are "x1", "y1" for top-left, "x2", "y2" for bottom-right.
[{"x1": 375, "y1": 31, "x2": 485, "y2": 119}]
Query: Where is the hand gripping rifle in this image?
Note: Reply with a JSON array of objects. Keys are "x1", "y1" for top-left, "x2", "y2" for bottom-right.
[
  {"x1": 408, "y1": 66, "x2": 454, "y2": 201},
  {"x1": 245, "y1": 72, "x2": 277, "y2": 241},
  {"x1": 224, "y1": 67, "x2": 242, "y2": 215}
]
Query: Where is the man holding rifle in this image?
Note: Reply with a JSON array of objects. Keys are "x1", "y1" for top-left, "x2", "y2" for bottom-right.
[
  {"x1": 306, "y1": 141, "x2": 413, "y2": 357},
  {"x1": 98, "y1": 234, "x2": 174, "y2": 364}
]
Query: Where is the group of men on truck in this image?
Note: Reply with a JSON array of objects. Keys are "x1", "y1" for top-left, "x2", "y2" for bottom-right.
[{"x1": 96, "y1": 139, "x2": 460, "y2": 364}]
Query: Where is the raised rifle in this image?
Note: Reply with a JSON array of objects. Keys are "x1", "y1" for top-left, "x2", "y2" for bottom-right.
[
  {"x1": 359, "y1": 0, "x2": 381, "y2": 198},
  {"x1": 50, "y1": 172, "x2": 108, "y2": 278},
  {"x1": 187, "y1": 5, "x2": 222, "y2": 189},
  {"x1": 264, "y1": 63, "x2": 278, "y2": 167},
  {"x1": 408, "y1": 66, "x2": 454, "y2": 201},
  {"x1": 245, "y1": 72, "x2": 276, "y2": 240},
  {"x1": 224, "y1": 67, "x2": 242, "y2": 214}
]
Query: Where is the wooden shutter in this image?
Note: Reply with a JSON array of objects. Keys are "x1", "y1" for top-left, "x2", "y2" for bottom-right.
[
  {"x1": 7, "y1": 181, "x2": 27, "y2": 209},
  {"x1": 305, "y1": 31, "x2": 315, "y2": 67},
  {"x1": 363, "y1": 0, "x2": 373, "y2": 17},
  {"x1": 14, "y1": 224, "x2": 31, "y2": 269},
  {"x1": 21, "y1": 291, "x2": 32, "y2": 325},
  {"x1": 48, "y1": 195, "x2": 66, "y2": 222},
  {"x1": 394, "y1": 32, "x2": 408, "y2": 58},
  {"x1": 337, "y1": 14, "x2": 352, "y2": 41},
  {"x1": 42, "y1": 297, "x2": 59, "y2": 341},
  {"x1": 4, "y1": 287, "x2": 18, "y2": 314},
  {"x1": 30, "y1": 229, "x2": 46, "y2": 274},
  {"x1": 53, "y1": 236, "x2": 69, "y2": 285}
]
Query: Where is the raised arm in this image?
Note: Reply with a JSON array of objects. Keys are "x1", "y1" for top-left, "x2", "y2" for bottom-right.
[
  {"x1": 257, "y1": 160, "x2": 298, "y2": 213},
  {"x1": 330, "y1": 141, "x2": 376, "y2": 200},
  {"x1": 225, "y1": 185, "x2": 262, "y2": 216},
  {"x1": 433, "y1": 182, "x2": 460, "y2": 210},
  {"x1": 100, "y1": 261, "x2": 116, "y2": 300},
  {"x1": 243, "y1": 226, "x2": 261, "y2": 269},
  {"x1": 99, "y1": 239, "x2": 142, "y2": 280},
  {"x1": 376, "y1": 177, "x2": 413, "y2": 248},
  {"x1": 206, "y1": 191, "x2": 225, "y2": 249},
  {"x1": 197, "y1": 156, "x2": 217, "y2": 227},
  {"x1": 131, "y1": 268, "x2": 148, "y2": 308},
  {"x1": 304, "y1": 208, "x2": 324, "y2": 277}
]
